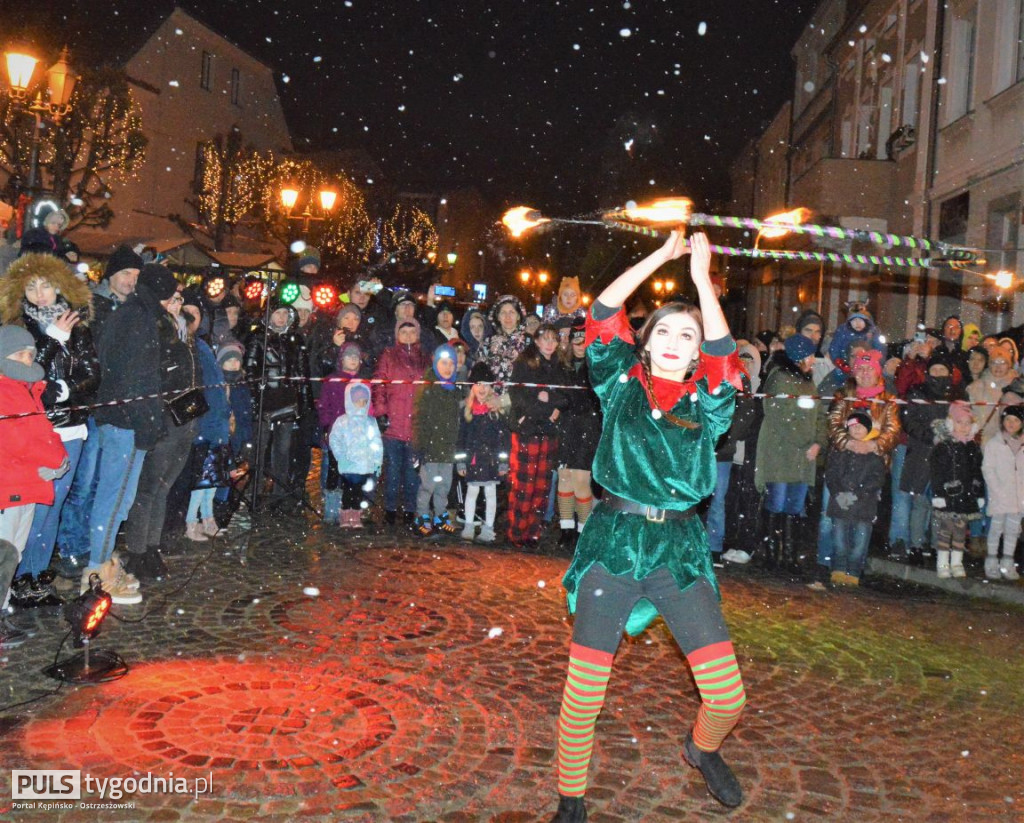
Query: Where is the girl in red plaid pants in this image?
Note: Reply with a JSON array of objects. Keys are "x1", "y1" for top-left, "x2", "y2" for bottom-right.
[{"x1": 507, "y1": 324, "x2": 570, "y2": 545}]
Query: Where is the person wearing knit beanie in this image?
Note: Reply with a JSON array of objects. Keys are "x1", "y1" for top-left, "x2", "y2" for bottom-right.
[
  {"x1": 794, "y1": 309, "x2": 824, "y2": 347},
  {"x1": 103, "y1": 245, "x2": 144, "y2": 281},
  {"x1": 216, "y1": 341, "x2": 245, "y2": 384},
  {"x1": 216, "y1": 341, "x2": 244, "y2": 369},
  {"x1": 336, "y1": 303, "x2": 361, "y2": 329},
  {"x1": 431, "y1": 343, "x2": 458, "y2": 390},
  {"x1": 784, "y1": 333, "x2": 816, "y2": 365},
  {"x1": 851, "y1": 348, "x2": 883, "y2": 380},
  {"x1": 292, "y1": 285, "x2": 314, "y2": 330},
  {"x1": 137, "y1": 263, "x2": 179, "y2": 301},
  {"x1": 0, "y1": 325, "x2": 44, "y2": 383},
  {"x1": 845, "y1": 410, "x2": 874, "y2": 434},
  {"x1": 295, "y1": 248, "x2": 321, "y2": 275},
  {"x1": 947, "y1": 399, "x2": 974, "y2": 426}
]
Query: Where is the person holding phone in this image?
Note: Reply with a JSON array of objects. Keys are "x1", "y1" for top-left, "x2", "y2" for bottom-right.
[{"x1": 0, "y1": 253, "x2": 98, "y2": 609}]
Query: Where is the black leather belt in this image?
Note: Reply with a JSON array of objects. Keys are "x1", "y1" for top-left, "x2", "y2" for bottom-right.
[{"x1": 601, "y1": 492, "x2": 696, "y2": 522}]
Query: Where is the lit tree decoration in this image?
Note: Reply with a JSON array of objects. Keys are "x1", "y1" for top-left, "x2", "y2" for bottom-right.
[
  {"x1": 191, "y1": 127, "x2": 274, "y2": 248},
  {"x1": 0, "y1": 67, "x2": 148, "y2": 228},
  {"x1": 379, "y1": 203, "x2": 438, "y2": 261}
]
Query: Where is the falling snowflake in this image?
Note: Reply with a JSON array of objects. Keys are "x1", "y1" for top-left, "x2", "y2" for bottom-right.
[
  {"x1": 698, "y1": 22, "x2": 708, "y2": 36},
  {"x1": 487, "y1": 627, "x2": 503, "y2": 638},
  {"x1": 619, "y1": 28, "x2": 632, "y2": 38}
]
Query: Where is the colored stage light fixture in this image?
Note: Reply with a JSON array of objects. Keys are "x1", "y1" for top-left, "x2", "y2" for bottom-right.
[
  {"x1": 243, "y1": 276, "x2": 266, "y2": 301},
  {"x1": 205, "y1": 275, "x2": 227, "y2": 298},
  {"x1": 312, "y1": 283, "x2": 337, "y2": 309},
  {"x1": 278, "y1": 281, "x2": 301, "y2": 305},
  {"x1": 44, "y1": 573, "x2": 127, "y2": 684}
]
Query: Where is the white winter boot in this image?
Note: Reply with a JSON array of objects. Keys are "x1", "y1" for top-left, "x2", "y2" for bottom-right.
[
  {"x1": 936, "y1": 550, "x2": 951, "y2": 579},
  {"x1": 1000, "y1": 554, "x2": 1020, "y2": 581},
  {"x1": 950, "y1": 550, "x2": 966, "y2": 578},
  {"x1": 984, "y1": 553, "x2": 1001, "y2": 580}
]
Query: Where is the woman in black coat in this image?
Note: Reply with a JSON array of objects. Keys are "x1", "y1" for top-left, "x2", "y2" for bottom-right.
[{"x1": 900, "y1": 350, "x2": 965, "y2": 564}]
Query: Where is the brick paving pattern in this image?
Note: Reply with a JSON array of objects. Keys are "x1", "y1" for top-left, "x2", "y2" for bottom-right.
[{"x1": 0, "y1": 517, "x2": 1022, "y2": 821}]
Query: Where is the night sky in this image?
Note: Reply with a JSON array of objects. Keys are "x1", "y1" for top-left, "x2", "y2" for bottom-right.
[{"x1": 14, "y1": 0, "x2": 813, "y2": 214}]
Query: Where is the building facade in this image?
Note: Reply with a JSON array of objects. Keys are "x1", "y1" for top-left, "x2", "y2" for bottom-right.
[
  {"x1": 733, "y1": 0, "x2": 1023, "y2": 341},
  {"x1": 84, "y1": 7, "x2": 292, "y2": 252}
]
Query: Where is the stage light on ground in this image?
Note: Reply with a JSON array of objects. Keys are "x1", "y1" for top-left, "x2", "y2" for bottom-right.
[
  {"x1": 65, "y1": 574, "x2": 111, "y2": 647},
  {"x1": 44, "y1": 573, "x2": 127, "y2": 685}
]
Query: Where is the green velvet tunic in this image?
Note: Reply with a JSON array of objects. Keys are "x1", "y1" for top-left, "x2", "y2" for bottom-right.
[{"x1": 563, "y1": 309, "x2": 738, "y2": 636}]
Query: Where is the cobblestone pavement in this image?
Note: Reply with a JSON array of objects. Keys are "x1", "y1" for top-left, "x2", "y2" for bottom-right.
[{"x1": 1, "y1": 515, "x2": 1023, "y2": 822}]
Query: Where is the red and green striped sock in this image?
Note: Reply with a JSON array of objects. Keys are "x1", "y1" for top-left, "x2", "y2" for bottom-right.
[
  {"x1": 556, "y1": 642, "x2": 613, "y2": 797},
  {"x1": 687, "y1": 640, "x2": 747, "y2": 751}
]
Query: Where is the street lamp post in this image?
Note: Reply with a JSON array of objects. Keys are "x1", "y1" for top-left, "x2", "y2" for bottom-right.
[
  {"x1": 519, "y1": 268, "x2": 550, "y2": 307},
  {"x1": 280, "y1": 186, "x2": 338, "y2": 236},
  {"x1": 993, "y1": 269, "x2": 1015, "y2": 333},
  {"x1": 2, "y1": 46, "x2": 78, "y2": 197}
]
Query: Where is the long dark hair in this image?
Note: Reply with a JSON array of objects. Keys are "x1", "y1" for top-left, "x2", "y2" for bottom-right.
[
  {"x1": 634, "y1": 301, "x2": 703, "y2": 429},
  {"x1": 518, "y1": 325, "x2": 567, "y2": 369}
]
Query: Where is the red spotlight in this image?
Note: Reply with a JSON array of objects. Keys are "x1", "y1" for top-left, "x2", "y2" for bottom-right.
[
  {"x1": 312, "y1": 283, "x2": 337, "y2": 309},
  {"x1": 243, "y1": 277, "x2": 266, "y2": 301}
]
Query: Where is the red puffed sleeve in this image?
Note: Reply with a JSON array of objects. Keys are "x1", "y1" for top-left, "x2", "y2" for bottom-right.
[
  {"x1": 585, "y1": 305, "x2": 634, "y2": 348},
  {"x1": 694, "y1": 343, "x2": 745, "y2": 395}
]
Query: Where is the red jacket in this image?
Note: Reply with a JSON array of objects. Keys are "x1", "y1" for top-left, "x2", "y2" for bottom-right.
[
  {"x1": 372, "y1": 343, "x2": 431, "y2": 443},
  {"x1": 0, "y1": 375, "x2": 67, "y2": 508}
]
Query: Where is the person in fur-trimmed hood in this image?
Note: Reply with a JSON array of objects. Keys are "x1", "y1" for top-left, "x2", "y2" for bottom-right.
[
  {"x1": 930, "y1": 400, "x2": 985, "y2": 579},
  {"x1": 0, "y1": 253, "x2": 99, "y2": 430},
  {"x1": 0, "y1": 253, "x2": 101, "y2": 607}
]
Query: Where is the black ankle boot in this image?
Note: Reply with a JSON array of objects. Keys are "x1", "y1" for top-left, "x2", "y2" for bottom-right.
[
  {"x1": 782, "y1": 515, "x2": 803, "y2": 575},
  {"x1": 550, "y1": 795, "x2": 587, "y2": 822},
  {"x1": 759, "y1": 512, "x2": 782, "y2": 569},
  {"x1": 558, "y1": 528, "x2": 576, "y2": 549},
  {"x1": 683, "y1": 732, "x2": 743, "y2": 807},
  {"x1": 30, "y1": 570, "x2": 62, "y2": 608},
  {"x1": 145, "y1": 545, "x2": 168, "y2": 579}
]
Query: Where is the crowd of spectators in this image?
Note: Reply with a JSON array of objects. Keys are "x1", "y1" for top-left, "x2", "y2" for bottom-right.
[{"x1": 0, "y1": 235, "x2": 1022, "y2": 651}]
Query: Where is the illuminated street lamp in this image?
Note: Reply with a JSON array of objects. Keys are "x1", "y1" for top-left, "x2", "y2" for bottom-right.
[
  {"x1": 520, "y1": 268, "x2": 551, "y2": 306},
  {"x1": 991, "y1": 269, "x2": 1016, "y2": 332},
  {"x1": 279, "y1": 185, "x2": 338, "y2": 234},
  {"x1": 2, "y1": 45, "x2": 79, "y2": 195}
]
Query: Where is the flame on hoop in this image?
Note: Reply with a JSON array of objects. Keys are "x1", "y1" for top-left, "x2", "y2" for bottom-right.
[
  {"x1": 502, "y1": 206, "x2": 550, "y2": 238},
  {"x1": 992, "y1": 269, "x2": 1015, "y2": 290},
  {"x1": 619, "y1": 198, "x2": 693, "y2": 224},
  {"x1": 758, "y1": 207, "x2": 811, "y2": 239}
]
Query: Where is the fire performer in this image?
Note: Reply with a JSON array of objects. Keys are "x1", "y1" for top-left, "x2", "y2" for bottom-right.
[{"x1": 551, "y1": 231, "x2": 747, "y2": 820}]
